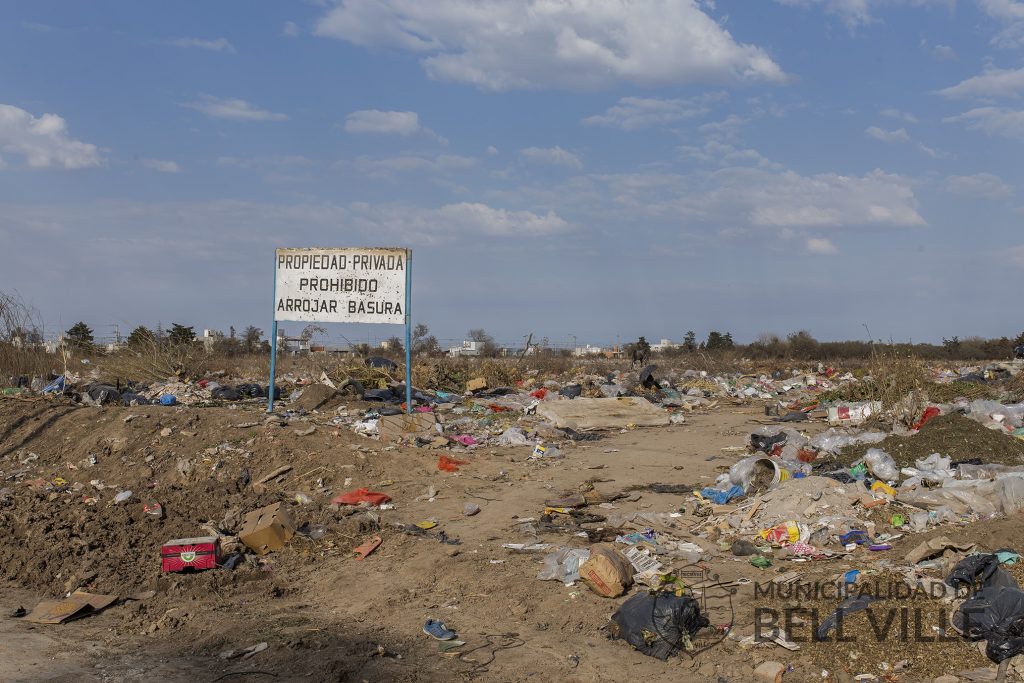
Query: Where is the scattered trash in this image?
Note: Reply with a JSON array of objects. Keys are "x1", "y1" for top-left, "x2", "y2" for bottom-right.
[
  {"x1": 161, "y1": 536, "x2": 219, "y2": 572},
  {"x1": 353, "y1": 535, "x2": 382, "y2": 560}
]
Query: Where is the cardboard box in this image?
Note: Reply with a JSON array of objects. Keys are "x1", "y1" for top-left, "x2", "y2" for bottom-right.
[
  {"x1": 161, "y1": 535, "x2": 220, "y2": 572},
  {"x1": 465, "y1": 377, "x2": 488, "y2": 392},
  {"x1": 239, "y1": 503, "x2": 295, "y2": 555}
]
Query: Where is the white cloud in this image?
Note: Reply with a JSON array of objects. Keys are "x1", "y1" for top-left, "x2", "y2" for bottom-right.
[
  {"x1": 344, "y1": 110, "x2": 422, "y2": 135},
  {"x1": 880, "y1": 107, "x2": 918, "y2": 123},
  {"x1": 945, "y1": 107, "x2": 1024, "y2": 139},
  {"x1": 865, "y1": 126, "x2": 911, "y2": 143},
  {"x1": 0, "y1": 103, "x2": 103, "y2": 169},
  {"x1": 168, "y1": 37, "x2": 237, "y2": 54},
  {"x1": 486, "y1": 145, "x2": 498, "y2": 155},
  {"x1": 520, "y1": 146, "x2": 583, "y2": 169},
  {"x1": 592, "y1": 167, "x2": 925, "y2": 229},
  {"x1": 1, "y1": 199, "x2": 570, "y2": 251},
  {"x1": 314, "y1": 0, "x2": 786, "y2": 91},
  {"x1": 939, "y1": 66, "x2": 1024, "y2": 99},
  {"x1": 864, "y1": 126, "x2": 945, "y2": 157},
  {"x1": 347, "y1": 153, "x2": 477, "y2": 178},
  {"x1": 141, "y1": 159, "x2": 181, "y2": 173},
  {"x1": 775, "y1": 0, "x2": 951, "y2": 29},
  {"x1": 182, "y1": 95, "x2": 287, "y2": 122},
  {"x1": 806, "y1": 237, "x2": 839, "y2": 254},
  {"x1": 945, "y1": 172, "x2": 1013, "y2": 198},
  {"x1": 978, "y1": 0, "x2": 1024, "y2": 21},
  {"x1": 282, "y1": 21, "x2": 300, "y2": 37},
  {"x1": 583, "y1": 93, "x2": 726, "y2": 130},
  {"x1": 931, "y1": 43, "x2": 958, "y2": 59}
]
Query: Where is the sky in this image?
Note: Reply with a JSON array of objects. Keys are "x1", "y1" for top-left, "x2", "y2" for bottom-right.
[{"x1": 2, "y1": 0, "x2": 1023, "y2": 349}]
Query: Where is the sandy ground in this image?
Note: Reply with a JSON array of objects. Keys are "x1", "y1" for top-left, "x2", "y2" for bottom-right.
[{"x1": 0, "y1": 397, "x2": 1019, "y2": 682}]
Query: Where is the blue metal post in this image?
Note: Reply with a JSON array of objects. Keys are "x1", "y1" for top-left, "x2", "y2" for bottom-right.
[
  {"x1": 404, "y1": 249, "x2": 412, "y2": 414},
  {"x1": 268, "y1": 251, "x2": 279, "y2": 413}
]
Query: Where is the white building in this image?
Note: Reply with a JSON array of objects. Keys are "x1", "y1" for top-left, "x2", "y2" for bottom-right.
[
  {"x1": 448, "y1": 340, "x2": 481, "y2": 357},
  {"x1": 573, "y1": 344, "x2": 606, "y2": 357},
  {"x1": 650, "y1": 338, "x2": 681, "y2": 352}
]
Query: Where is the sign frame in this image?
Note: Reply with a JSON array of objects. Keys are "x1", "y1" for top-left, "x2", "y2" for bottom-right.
[{"x1": 267, "y1": 247, "x2": 412, "y2": 415}]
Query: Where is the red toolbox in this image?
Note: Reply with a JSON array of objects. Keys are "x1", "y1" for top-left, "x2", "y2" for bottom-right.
[{"x1": 160, "y1": 536, "x2": 220, "y2": 572}]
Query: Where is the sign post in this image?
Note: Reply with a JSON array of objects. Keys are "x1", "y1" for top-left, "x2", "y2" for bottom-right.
[{"x1": 268, "y1": 247, "x2": 411, "y2": 415}]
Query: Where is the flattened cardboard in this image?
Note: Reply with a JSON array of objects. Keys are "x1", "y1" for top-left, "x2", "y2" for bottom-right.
[
  {"x1": 25, "y1": 590, "x2": 118, "y2": 624},
  {"x1": 377, "y1": 413, "x2": 437, "y2": 442},
  {"x1": 239, "y1": 503, "x2": 295, "y2": 555}
]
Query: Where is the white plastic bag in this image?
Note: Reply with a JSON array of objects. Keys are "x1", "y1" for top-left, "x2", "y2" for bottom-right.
[{"x1": 863, "y1": 448, "x2": 898, "y2": 481}]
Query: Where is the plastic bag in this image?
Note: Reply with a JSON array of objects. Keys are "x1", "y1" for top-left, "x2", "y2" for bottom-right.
[
  {"x1": 610, "y1": 591, "x2": 709, "y2": 660},
  {"x1": 953, "y1": 585, "x2": 1024, "y2": 662},
  {"x1": 495, "y1": 427, "x2": 530, "y2": 446},
  {"x1": 863, "y1": 448, "x2": 898, "y2": 481},
  {"x1": 537, "y1": 547, "x2": 591, "y2": 583},
  {"x1": 810, "y1": 428, "x2": 886, "y2": 454},
  {"x1": 914, "y1": 453, "x2": 954, "y2": 484}
]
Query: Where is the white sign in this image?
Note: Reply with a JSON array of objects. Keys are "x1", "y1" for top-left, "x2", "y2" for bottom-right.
[{"x1": 274, "y1": 247, "x2": 408, "y2": 325}]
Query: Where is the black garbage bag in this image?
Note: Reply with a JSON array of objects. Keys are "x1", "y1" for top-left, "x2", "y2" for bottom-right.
[
  {"x1": 237, "y1": 383, "x2": 265, "y2": 398},
  {"x1": 363, "y1": 388, "x2": 396, "y2": 402},
  {"x1": 638, "y1": 365, "x2": 661, "y2": 390},
  {"x1": 120, "y1": 392, "x2": 152, "y2": 406},
  {"x1": 946, "y1": 553, "x2": 1017, "y2": 590},
  {"x1": 365, "y1": 356, "x2": 398, "y2": 371},
  {"x1": 816, "y1": 595, "x2": 876, "y2": 640},
  {"x1": 954, "y1": 585, "x2": 1024, "y2": 662},
  {"x1": 212, "y1": 386, "x2": 242, "y2": 401},
  {"x1": 750, "y1": 431, "x2": 787, "y2": 453},
  {"x1": 610, "y1": 591, "x2": 709, "y2": 660},
  {"x1": 87, "y1": 385, "x2": 121, "y2": 405},
  {"x1": 559, "y1": 384, "x2": 583, "y2": 400}
]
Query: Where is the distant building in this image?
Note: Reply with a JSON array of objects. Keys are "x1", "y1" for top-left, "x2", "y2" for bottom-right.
[
  {"x1": 650, "y1": 338, "x2": 681, "y2": 352},
  {"x1": 448, "y1": 340, "x2": 481, "y2": 357},
  {"x1": 573, "y1": 344, "x2": 606, "y2": 357}
]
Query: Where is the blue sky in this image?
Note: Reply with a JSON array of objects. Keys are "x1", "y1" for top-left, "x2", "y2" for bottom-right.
[{"x1": 2, "y1": 0, "x2": 1023, "y2": 348}]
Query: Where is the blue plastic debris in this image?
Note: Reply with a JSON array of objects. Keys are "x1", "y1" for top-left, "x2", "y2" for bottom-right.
[
  {"x1": 699, "y1": 485, "x2": 744, "y2": 505},
  {"x1": 159, "y1": 394, "x2": 177, "y2": 406},
  {"x1": 41, "y1": 376, "x2": 65, "y2": 394}
]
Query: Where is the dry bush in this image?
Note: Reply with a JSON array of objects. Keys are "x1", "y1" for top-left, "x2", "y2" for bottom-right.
[{"x1": 0, "y1": 344, "x2": 64, "y2": 382}]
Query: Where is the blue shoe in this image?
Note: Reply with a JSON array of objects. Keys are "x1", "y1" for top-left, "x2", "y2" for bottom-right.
[{"x1": 423, "y1": 618, "x2": 457, "y2": 641}]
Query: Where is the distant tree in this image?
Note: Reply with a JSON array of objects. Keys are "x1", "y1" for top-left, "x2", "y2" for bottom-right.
[
  {"x1": 705, "y1": 330, "x2": 734, "y2": 350},
  {"x1": 468, "y1": 328, "x2": 498, "y2": 357},
  {"x1": 786, "y1": 330, "x2": 818, "y2": 358},
  {"x1": 126, "y1": 325, "x2": 156, "y2": 348},
  {"x1": 412, "y1": 323, "x2": 441, "y2": 356},
  {"x1": 300, "y1": 324, "x2": 327, "y2": 341},
  {"x1": 385, "y1": 336, "x2": 404, "y2": 353},
  {"x1": 0, "y1": 290, "x2": 42, "y2": 344},
  {"x1": 353, "y1": 342, "x2": 371, "y2": 356},
  {"x1": 242, "y1": 326, "x2": 263, "y2": 353},
  {"x1": 65, "y1": 322, "x2": 94, "y2": 348},
  {"x1": 1015, "y1": 331, "x2": 1024, "y2": 347},
  {"x1": 636, "y1": 336, "x2": 651, "y2": 357},
  {"x1": 683, "y1": 331, "x2": 697, "y2": 352},
  {"x1": 168, "y1": 323, "x2": 196, "y2": 346},
  {"x1": 942, "y1": 336, "x2": 961, "y2": 357}
]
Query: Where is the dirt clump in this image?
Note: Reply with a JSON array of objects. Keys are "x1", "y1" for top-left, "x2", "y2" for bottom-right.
[{"x1": 840, "y1": 412, "x2": 1024, "y2": 468}]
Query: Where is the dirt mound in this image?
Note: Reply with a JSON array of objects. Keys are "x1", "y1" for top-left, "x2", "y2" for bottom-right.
[{"x1": 840, "y1": 412, "x2": 1024, "y2": 468}]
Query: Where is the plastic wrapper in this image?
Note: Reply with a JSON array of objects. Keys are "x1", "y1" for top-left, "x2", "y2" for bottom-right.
[
  {"x1": 958, "y1": 464, "x2": 1024, "y2": 480},
  {"x1": 810, "y1": 428, "x2": 886, "y2": 453},
  {"x1": 898, "y1": 478, "x2": 1024, "y2": 517},
  {"x1": 863, "y1": 448, "x2": 898, "y2": 482},
  {"x1": 610, "y1": 591, "x2": 709, "y2": 660},
  {"x1": 966, "y1": 400, "x2": 1024, "y2": 430},
  {"x1": 537, "y1": 547, "x2": 591, "y2": 583}
]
